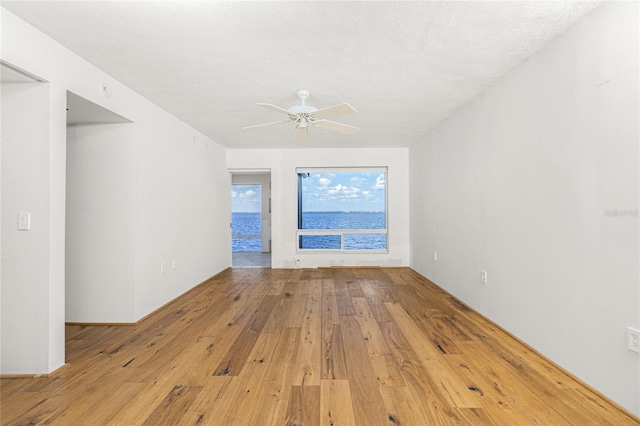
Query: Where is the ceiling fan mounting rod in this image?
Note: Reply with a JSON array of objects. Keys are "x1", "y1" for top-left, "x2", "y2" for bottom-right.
[{"x1": 296, "y1": 88, "x2": 310, "y2": 105}]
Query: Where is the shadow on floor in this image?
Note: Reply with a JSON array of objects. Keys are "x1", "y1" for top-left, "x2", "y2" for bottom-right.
[{"x1": 232, "y1": 251, "x2": 271, "y2": 268}]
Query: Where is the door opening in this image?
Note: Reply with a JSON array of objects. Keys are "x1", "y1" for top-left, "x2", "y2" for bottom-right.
[{"x1": 230, "y1": 172, "x2": 271, "y2": 268}]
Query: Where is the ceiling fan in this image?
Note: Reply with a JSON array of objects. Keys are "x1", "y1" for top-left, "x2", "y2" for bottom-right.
[{"x1": 243, "y1": 89, "x2": 360, "y2": 142}]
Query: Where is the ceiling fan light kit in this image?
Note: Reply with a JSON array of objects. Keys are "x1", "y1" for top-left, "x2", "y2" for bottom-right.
[{"x1": 243, "y1": 89, "x2": 359, "y2": 142}]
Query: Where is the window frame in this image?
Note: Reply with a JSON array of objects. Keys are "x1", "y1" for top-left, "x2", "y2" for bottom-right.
[{"x1": 295, "y1": 167, "x2": 388, "y2": 253}]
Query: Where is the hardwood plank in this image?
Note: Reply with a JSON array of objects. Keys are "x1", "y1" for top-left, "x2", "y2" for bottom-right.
[
  {"x1": 321, "y1": 323, "x2": 348, "y2": 380},
  {"x1": 379, "y1": 385, "x2": 430, "y2": 426},
  {"x1": 37, "y1": 373, "x2": 146, "y2": 425},
  {"x1": 384, "y1": 301, "x2": 443, "y2": 361},
  {"x1": 293, "y1": 279, "x2": 322, "y2": 386},
  {"x1": 111, "y1": 384, "x2": 185, "y2": 425},
  {"x1": 141, "y1": 385, "x2": 202, "y2": 425},
  {"x1": 285, "y1": 288, "x2": 310, "y2": 327},
  {"x1": 380, "y1": 268, "x2": 411, "y2": 285},
  {"x1": 455, "y1": 343, "x2": 580, "y2": 425},
  {"x1": 441, "y1": 352, "x2": 534, "y2": 425},
  {"x1": 385, "y1": 301, "x2": 481, "y2": 408},
  {"x1": 284, "y1": 385, "x2": 321, "y2": 426},
  {"x1": 212, "y1": 294, "x2": 279, "y2": 376},
  {"x1": 0, "y1": 390, "x2": 59, "y2": 425},
  {"x1": 358, "y1": 279, "x2": 394, "y2": 322},
  {"x1": 454, "y1": 407, "x2": 497, "y2": 426},
  {"x1": 340, "y1": 316, "x2": 389, "y2": 426},
  {"x1": 2, "y1": 267, "x2": 637, "y2": 426},
  {"x1": 320, "y1": 278, "x2": 348, "y2": 379},
  {"x1": 263, "y1": 281, "x2": 298, "y2": 333},
  {"x1": 334, "y1": 280, "x2": 356, "y2": 316},
  {"x1": 219, "y1": 330, "x2": 280, "y2": 424},
  {"x1": 248, "y1": 327, "x2": 301, "y2": 425},
  {"x1": 320, "y1": 379, "x2": 357, "y2": 426},
  {"x1": 379, "y1": 319, "x2": 461, "y2": 425},
  {"x1": 263, "y1": 294, "x2": 293, "y2": 334},
  {"x1": 321, "y1": 279, "x2": 340, "y2": 325},
  {"x1": 345, "y1": 279, "x2": 364, "y2": 298},
  {"x1": 176, "y1": 376, "x2": 234, "y2": 425},
  {"x1": 351, "y1": 297, "x2": 404, "y2": 386}
]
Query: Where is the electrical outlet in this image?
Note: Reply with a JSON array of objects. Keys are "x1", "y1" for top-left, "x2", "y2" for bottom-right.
[
  {"x1": 160, "y1": 262, "x2": 166, "y2": 274},
  {"x1": 172, "y1": 258, "x2": 178, "y2": 270},
  {"x1": 628, "y1": 327, "x2": 640, "y2": 353},
  {"x1": 294, "y1": 258, "x2": 301, "y2": 268},
  {"x1": 481, "y1": 270, "x2": 488, "y2": 284},
  {"x1": 433, "y1": 252, "x2": 438, "y2": 261}
]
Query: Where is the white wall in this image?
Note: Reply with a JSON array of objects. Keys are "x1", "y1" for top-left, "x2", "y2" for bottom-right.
[
  {"x1": 227, "y1": 148, "x2": 410, "y2": 268},
  {"x1": 133, "y1": 118, "x2": 229, "y2": 320},
  {"x1": 1, "y1": 82, "x2": 52, "y2": 374},
  {"x1": 232, "y1": 173, "x2": 272, "y2": 253},
  {"x1": 1, "y1": 8, "x2": 230, "y2": 374},
  {"x1": 410, "y1": 1, "x2": 639, "y2": 414},
  {"x1": 66, "y1": 123, "x2": 136, "y2": 323}
]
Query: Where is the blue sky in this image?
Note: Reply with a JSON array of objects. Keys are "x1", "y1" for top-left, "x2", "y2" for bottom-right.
[
  {"x1": 232, "y1": 172, "x2": 386, "y2": 213},
  {"x1": 300, "y1": 171, "x2": 386, "y2": 212},
  {"x1": 231, "y1": 184, "x2": 261, "y2": 212}
]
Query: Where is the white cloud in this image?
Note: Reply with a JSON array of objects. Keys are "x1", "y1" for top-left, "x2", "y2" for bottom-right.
[
  {"x1": 374, "y1": 174, "x2": 385, "y2": 189},
  {"x1": 231, "y1": 191, "x2": 238, "y2": 198},
  {"x1": 318, "y1": 177, "x2": 332, "y2": 186},
  {"x1": 239, "y1": 189, "x2": 258, "y2": 199},
  {"x1": 327, "y1": 184, "x2": 360, "y2": 196},
  {"x1": 301, "y1": 172, "x2": 385, "y2": 212}
]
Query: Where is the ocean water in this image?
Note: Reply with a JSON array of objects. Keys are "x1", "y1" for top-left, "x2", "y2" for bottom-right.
[
  {"x1": 232, "y1": 211, "x2": 386, "y2": 251},
  {"x1": 232, "y1": 212, "x2": 262, "y2": 252},
  {"x1": 300, "y1": 211, "x2": 385, "y2": 230}
]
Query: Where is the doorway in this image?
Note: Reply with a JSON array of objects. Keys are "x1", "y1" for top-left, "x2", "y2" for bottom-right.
[
  {"x1": 230, "y1": 171, "x2": 271, "y2": 268},
  {"x1": 65, "y1": 91, "x2": 135, "y2": 323}
]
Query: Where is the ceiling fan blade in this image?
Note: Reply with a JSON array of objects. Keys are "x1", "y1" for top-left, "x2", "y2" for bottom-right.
[
  {"x1": 316, "y1": 120, "x2": 360, "y2": 135},
  {"x1": 294, "y1": 125, "x2": 308, "y2": 142},
  {"x1": 257, "y1": 103, "x2": 295, "y2": 117},
  {"x1": 313, "y1": 103, "x2": 357, "y2": 120},
  {"x1": 242, "y1": 120, "x2": 288, "y2": 130}
]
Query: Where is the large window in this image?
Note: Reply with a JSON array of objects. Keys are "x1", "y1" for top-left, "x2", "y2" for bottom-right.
[
  {"x1": 296, "y1": 168, "x2": 387, "y2": 251},
  {"x1": 231, "y1": 184, "x2": 261, "y2": 252}
]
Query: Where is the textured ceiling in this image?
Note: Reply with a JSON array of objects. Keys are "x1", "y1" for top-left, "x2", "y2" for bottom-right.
[{"x1": 3, "y1": 1, "x2": 601, "y2": 149}]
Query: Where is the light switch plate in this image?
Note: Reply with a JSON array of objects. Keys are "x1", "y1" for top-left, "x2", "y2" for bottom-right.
[{"x1": 18, "y1": 212, "x2": 31, "y2": 230}]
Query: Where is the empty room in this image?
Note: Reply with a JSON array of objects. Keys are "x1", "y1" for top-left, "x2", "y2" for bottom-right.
[{"x1": 1, "y1": 1, "x2": 638, "y2": 425}]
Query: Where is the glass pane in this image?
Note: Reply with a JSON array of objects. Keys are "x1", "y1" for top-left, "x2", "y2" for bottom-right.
[
  {"x1": 231, "y1": 184, "x2": 261, "y2": 236},
  {"x1": 298, "y1": 171, "x2": 386, "y2": 231},
  {"x1": 232, "y1": 237, "x2": 262, "y2": 252},
  {"x1": 301, "y1": 211, "x2": 385, "y2": 230},
  {"x1": 231, "y1": 212, "x2": 261, "y2": 236},
  {"x1": 344, "y1": 234, "x2": 387, "y2": 250},
  {"x1": 298, "y1": 235, "x2": 341, "y2": 250},
  {"x1": 296, "y1": 170, "x2": 388, "y2": 252}
]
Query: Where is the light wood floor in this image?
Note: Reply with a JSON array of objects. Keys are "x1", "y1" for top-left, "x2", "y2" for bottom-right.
[{"x1": 2, "y1": 268, "x2": 638, "y2": 425}]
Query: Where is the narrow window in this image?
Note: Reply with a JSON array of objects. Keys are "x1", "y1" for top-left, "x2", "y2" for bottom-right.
[{"x1": 296, "y1": 168, "x2": 387, "y2": 252}]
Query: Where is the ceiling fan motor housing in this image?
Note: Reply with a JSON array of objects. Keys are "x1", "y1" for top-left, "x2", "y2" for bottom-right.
[
  {"x1": 289, "y1": 105, "x2": 318, "y2": 114},
  {"x1": 289, "y1": 89, "x2": 317, "y2": 115}
]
